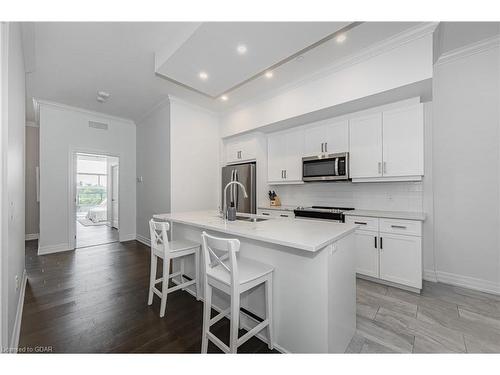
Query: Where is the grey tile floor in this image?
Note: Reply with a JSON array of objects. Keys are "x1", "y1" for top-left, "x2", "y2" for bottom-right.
[{"x1": 346, "y1": 278, "x2": 500, "y2": 353}]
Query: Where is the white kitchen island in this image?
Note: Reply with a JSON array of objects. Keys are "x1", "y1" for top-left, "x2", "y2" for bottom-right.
[{"x1": 153, "y1": 210, "x2": 357, "y2": 353}]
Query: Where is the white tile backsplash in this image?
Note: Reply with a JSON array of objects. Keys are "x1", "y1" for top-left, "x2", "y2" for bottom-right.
[{"x1": 271, "y1": 181, "x2": 424, "y2": 212}]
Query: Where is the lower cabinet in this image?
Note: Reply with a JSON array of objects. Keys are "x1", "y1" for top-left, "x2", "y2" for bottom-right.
[
  {"x1": 257, "y1": 209, "x2": 294, "y2": 219},
  {"x1": 346, "y1": 215, "x2": 423, "y2": 290},
  {"x1": 353, "y1": 230, "x2": 379, "y2": 278}
]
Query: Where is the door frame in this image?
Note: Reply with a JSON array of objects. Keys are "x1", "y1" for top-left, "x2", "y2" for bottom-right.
[
  {"x1": 68, "y1": 148, "x2": 121, "y2": 250},
  {"x1": 110, "y1": 164, "x2": 119, "y2": 230}
]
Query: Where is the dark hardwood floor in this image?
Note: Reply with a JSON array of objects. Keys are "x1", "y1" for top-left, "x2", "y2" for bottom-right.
[{"x1": 19, "y1": 240, "x2": 278, "y2": 353}]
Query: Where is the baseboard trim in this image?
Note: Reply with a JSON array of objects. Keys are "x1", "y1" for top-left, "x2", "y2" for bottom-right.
[
  {"x1": 169, "y1": 279, "x2": 288, "y2": 354},
  {"x1": 9, "y1": 270, "x2": 27, "y2": 353},
  {"x1": 435, "y1": 271, "x2": 500, "y2": 295},
  {"x1": 119, "y1": 233, "x2": 137, "y2": 242},
  {"x1": 136, "y1": 234, "x2": 150, "y2": 247},
  {"x1": 423, "y1": 269, "x2": 438, "y2": 282},
  {"x1": 38, "y1": 242, "x2": 72, "y2": 255},
  {"x1": 25, "y1": 233, "x2": 39, "y2": 241}
]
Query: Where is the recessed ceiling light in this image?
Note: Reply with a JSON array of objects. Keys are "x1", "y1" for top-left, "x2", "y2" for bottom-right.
[
  {"x1": 265, "y1": 71, "x2": 274, "y2": 79},
  {"x1": 335, "y1": 34, "x2": 346, "y2": 43},
  {"x1": 237, "y1": 44, "x2": 247, "y2": 55},
  {"x1": 199, "y1": 71, "x2": 208, "y2": 80},
  {"x1": 220, "y1": 95, "x2": 228, "y2": 101}
]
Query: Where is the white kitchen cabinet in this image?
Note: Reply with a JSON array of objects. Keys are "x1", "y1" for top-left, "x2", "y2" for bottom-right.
[
  {"x1": 225, "y1": 136, "x2": 257, "y2": 164},
  {"x1": 267, "y1": 128, "x2": 304, "y2": 183},
  {"x1": 258, "y1": 209, "x2": 295, "y2": 219},
  {"x1": 304, "y1": 120, "x2": 348, "y2": 156},
  {"x1": 349, "y1": 113, "x2": 383, "y2": 179},
  {"x1": 349, "y1": 103, "x2": 424, "y2": 182},
  {"x1": 353, "y1": 230, "x2": 379, "y2": 278},
  {"x1": 345, "y1": 215, "x2": 422, "y2": 291},
  {"x1": 382, "y1": 104, "x2": 424, "y2": 178},
  {"x1": 379, "y1": 233, "x2": 422, "y2": 289}
]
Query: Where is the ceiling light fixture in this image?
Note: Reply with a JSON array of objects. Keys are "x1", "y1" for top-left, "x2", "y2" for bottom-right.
[
  {"x1": 220, "y1": 95, "x2": 228, "y2": 101},
  {"x1": 335, "y1": 34, "x2": 346, "y2": 43},
  {"x1": 96, "y1": 90, "x2": 111, "y2": 103},
  {"x1": 237, "y1": 44, "x2": 247, "y2": 55},
  {"x1": 265, "y1": 71, "x2": 274, "y2": 79},
  {"x1": 199, "y1": 71, "x2": 208, "y2": 80}
]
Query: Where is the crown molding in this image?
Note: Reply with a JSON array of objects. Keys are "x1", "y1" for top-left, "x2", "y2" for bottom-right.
[
  {"x1": 223, "y1": 22, "x2": 438, "y2": 115},
  {"x1": 135, "y1": 96, "x2": 170, "y2": 124},
  {"x1": 34, "y1": 98, "x2": 136, "y2": 125},
  {"x1": 168, "y1": 95, "x2": 220, "y2": 117},
  {"x1": 435, "y1": 34, "x2": 500, "y2": 66}
]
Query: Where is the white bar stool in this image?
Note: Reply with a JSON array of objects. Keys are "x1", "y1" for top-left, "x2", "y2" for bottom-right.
[
  {"x1": 200, "y1": 231, "x2": 274, "y2": 353},
  {"x1": 148, "y1": 219, "x2": 200, "y2": 318}
]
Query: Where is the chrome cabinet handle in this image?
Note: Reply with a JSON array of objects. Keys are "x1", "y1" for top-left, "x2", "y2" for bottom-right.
[
  {"x1": 380, "y1": 237, "x2": 383, "y2": 250},
  {"x1": 325, "y1": 142, "x2": 328, "y2": 152},
  {"x1": 280, "y1": 214, "x2": 288, "y2": 217},
  {"x1": 383, "y1": 161, "x2": 387, "y2": 174},
  {"x1": 321, "y1": 143, "x2": 324, "y2": 153},
  {"x1": 378, "y1": 162, "x2": 382, "y2": 174},
  {"x1": 354, "y1": 221, "x2": 367, "y2": 225},
  {"x1": 391, "y1": 225, "x2": 407, "y2": 229},
  {"x1": 262, "y1": 212, "x2": 270, "y2": 216},
  {"x1": 374, "y1": 236, "x2": 377, "y2": 249}
]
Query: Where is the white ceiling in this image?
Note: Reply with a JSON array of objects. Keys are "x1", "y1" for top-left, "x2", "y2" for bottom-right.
[
  {"x1": 24, "y1": 22, "x2": 423, "y2": 123},
  {"x1": 155, "y1": 22, "x2": 350, "y2": 97}
]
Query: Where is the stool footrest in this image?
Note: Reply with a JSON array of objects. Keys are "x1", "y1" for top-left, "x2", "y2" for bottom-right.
[
  {"x1": 206, "y1": 332, "x2": 230, "y2": 353},
  {"x1": 167, "y1": 279, "x2": 195, "y2": 294},
  {"x1": 209, "y1": 308, "x2": 230, "y2": 327},
  {"x1": 152, "y1": 287, "x2": 162, "y2": 298},
  {"x1": 237, "y1": 319, "x2": 269, "y2": 347}
]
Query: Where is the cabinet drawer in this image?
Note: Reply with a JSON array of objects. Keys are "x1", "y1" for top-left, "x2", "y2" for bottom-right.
[
  {"x1": 345, "y1": 216, "x2": 379, "y2": 231},
  {"x1": 379, "y1": 218, "x2": 421, "y2": 236},
  {"x1": 258, "y1": 209, "x2": 294, "y2": 219}
]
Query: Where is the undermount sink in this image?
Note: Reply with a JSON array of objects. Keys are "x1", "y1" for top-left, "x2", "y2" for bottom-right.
[{"x1": 235, "y1": 215, "x2": 268, "y2": 223}]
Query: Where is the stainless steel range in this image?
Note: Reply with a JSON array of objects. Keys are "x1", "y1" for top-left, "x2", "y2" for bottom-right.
[{"x1": 293, "y1": 206, "x2": 355, "y2": 222}]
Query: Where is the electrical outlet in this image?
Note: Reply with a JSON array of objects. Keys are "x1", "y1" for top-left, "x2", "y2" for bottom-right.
[{"x1": 15, "y1": 275, "x2": 20, "y2": 291}]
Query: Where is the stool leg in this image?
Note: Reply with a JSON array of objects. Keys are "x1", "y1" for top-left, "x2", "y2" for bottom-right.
[
  {"x1": 147, "y1": 253, "x2": 157, "y2": 306},
  {"x1": 194, "y1": 248, "x2": 200, "y2": 301},
  {"x1": 180, "y1": 257, "x2": 185, "y2": 288},
  {"x1": 265, "y1": 276, "x2": 274, "y2": 350},
  {"x1": 201, "y1": 283, "x2": 212, "y2": 353},
  {"x1": 229, "y1": 292, "x2": 240, "y2": 353},
  {"x1": 160, "y1": 255, "x2": 170, "y2": 318}
]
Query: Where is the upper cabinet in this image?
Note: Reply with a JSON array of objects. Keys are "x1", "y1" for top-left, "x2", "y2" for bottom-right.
[
  {"x1": 303, "y1": 120, "x2": 349, "y2": 156},
  {"x1": 224, "y1": 136, "x2": 257, "y2": 164},
  {"x1": 268, "y1": 128, "x2": 304, "y2": 184},
  {"x1": 349, "y1": 103, "x2": 424, "y2": 182}
]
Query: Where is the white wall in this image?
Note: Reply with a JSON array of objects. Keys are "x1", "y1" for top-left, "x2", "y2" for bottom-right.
[
  {"x1": 170, "y1": 97, "x2": 220, "y2": 212},
  {"x1": 220, "y1": 32, "x2": 434, "y2": 138},
  {"x1": 38, "y1": 102, "x2": 136, "y2": 254},
  {"x1": 25, "y1": 123, "x2": 39, "y2": 238},
  {"x1": 136, "y1": 99, "x2": 171, "y2": 243},
  {"x1": 0, "y1": 22, "x2": 26, "y2": 350},
  {"x1": 432, "y1": 38, "x2": 500, "y2": 292}
]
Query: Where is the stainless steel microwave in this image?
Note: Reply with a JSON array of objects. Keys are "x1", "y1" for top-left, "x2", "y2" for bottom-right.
[{"x1": 302, "y1": 152, "x2": 349, "y2": 182}]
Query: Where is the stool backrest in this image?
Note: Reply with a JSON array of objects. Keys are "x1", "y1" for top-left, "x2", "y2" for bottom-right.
[
  {"x1": 201, "y1": 231, "x2": 240, "y2": 286},
  {"x1": 149, "y1": 219, "x2": 171, "y2": 253}
]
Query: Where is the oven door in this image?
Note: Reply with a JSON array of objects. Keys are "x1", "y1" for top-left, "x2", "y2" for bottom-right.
[{"x1": 302, "y1": 153, "x2": 349, "y2": 181}]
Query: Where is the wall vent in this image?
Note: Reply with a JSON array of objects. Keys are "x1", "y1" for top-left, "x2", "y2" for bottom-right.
[{"x1": 88, "y1": 121, "x2": 109, "y2": 130}]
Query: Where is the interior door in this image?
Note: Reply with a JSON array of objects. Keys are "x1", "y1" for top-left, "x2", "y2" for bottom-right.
[
  {"x1": 111, "y1": 165, "x2": 119, "y2": 229},
  {"x1": 349, "y1": 113, "x2": 383, "y2": 178},
  {"x1": 382, "y1": 104, "x2": 424, "y2": 177}
]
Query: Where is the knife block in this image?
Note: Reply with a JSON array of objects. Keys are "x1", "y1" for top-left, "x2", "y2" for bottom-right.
[{"x1": 270, "y1": 196, "x2": 281, "y2": 206}]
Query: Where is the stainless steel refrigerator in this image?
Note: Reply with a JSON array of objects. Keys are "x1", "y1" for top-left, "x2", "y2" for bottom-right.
[{"x1": 221, "y1": 162, "x2": 256, "y2": 214}]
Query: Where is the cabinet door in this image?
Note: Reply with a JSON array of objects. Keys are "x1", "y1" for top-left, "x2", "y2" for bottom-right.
[
  {"x1": 349, "y1": 113, "x2": 383, "y2": 178},
  {"x1": 238, "y1": 138, "x2": 257, "y2": 162},
  {"x1": 379, "y1": 234, "x2": 422, "y2": 289},
  {"x1": 303, "y1": 123, "x2": 325, "y2": 156},
  {"x1": 284, "y1": 129, "x2": 304, "y2": 181},
  {"x1": 267, "y1": 133, "x2": 286, "y2": 182},
  {"x1": 225, "y1": 140, "x2": 241, "y2": 164},
  {"x1": 382, "y1": 104, "x2": 424, "y2": 177},
  {"x1": 324, "y1": 120, "x2": 349, "y2": 153},
  {"x1": 353, "y1": 230, "x2": 379, "y2": 278}
]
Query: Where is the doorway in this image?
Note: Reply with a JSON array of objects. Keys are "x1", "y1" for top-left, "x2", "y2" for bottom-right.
[{"x1": 74, "y1": 153, "x2": 119, "y2": 248}]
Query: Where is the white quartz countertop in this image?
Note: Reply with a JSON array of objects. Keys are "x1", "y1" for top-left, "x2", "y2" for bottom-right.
[
  {"x1": 153, "y1": 210, "x2": 356, "y2": 252},
  {"x1": 257, "y1": 204, "x2": 297, "y2": 212},
  {"x1": 344, "y1": 209, "x2": 426, "y2": 221}
]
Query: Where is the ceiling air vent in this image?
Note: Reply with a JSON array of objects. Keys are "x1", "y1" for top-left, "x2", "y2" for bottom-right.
[{"x1": 88, "y1": 121, "x2": 109, "y2": 130}]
